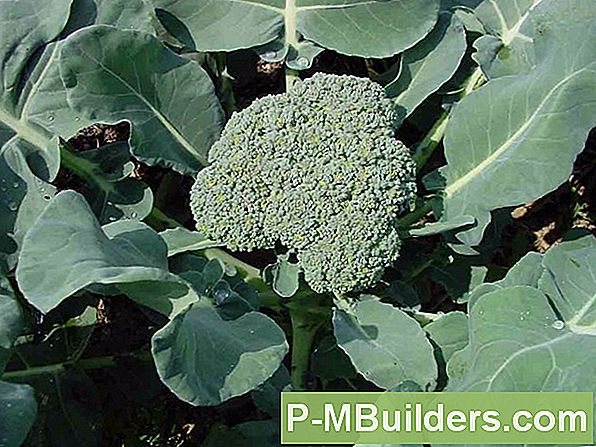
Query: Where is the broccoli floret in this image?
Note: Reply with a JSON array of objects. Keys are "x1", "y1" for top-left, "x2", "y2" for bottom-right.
[{"x1": 190, "y1": 73, "x2": 416, "y2": 295}]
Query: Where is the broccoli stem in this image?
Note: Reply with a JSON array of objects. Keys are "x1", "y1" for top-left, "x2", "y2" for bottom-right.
[
  {"x1": 286, "y1": 292, "x2": 331, "y2": 390},
  {"x1": 1, "y1": 351, "x2": 152, "y2": 380},
  {"x1": 397, "y1": 200, "x2": 434, "y2": 228},
  {"x1": 413, "y1": 109, "x2": 450, "y2": 172},
  {"x1": 413, "y1": 66, "x2": 487, "y2": 171},
  {"x1": 214, "y1": 52, "x2": 236, "y2": 116},
  {"x1": 285, "y1": 68, "x2": 301, "y2": 90},
  {"x1": 290, "y1": 310, "x2": 318, "y2": 390},
  {"x1": 284, "y1": 0, "x2": 301, "y2": 91}
]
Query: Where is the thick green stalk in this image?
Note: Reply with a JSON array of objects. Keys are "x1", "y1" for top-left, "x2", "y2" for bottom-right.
[
  {"x1": 60, "y1": 146, "x2": 112, "y2": 191},
  {"x1": 284, "y1": 0, "x2": 301, "y2": 91},
  {"x1": 1, "y1": 351, "x2": 152, "y2": 380},
  {"x1": 146, "y1": 207, "x2": 264, "y2": 283},
  {"x1": 413, "y1": 110, "x2": 450, "y2": 171},
  {"x1": 214, "y1": 53, "x2": 236, "y2": 116},
  {"x1": 289, "y1": 312, "x2": 318, "y2": 390},
  {"x1": 412, "y1": 67, "x2": 487, "y2": 172},
  {"x1": 397, "y1": 200, "x2": 434, "y2": 229},
  {"x1": 286, "y1": 292, "x2": 331, "y2": 390}
]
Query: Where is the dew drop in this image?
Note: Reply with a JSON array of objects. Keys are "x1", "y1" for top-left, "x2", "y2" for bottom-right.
[
  {"x1": 43, "y1": 194, "x2": 51, "y2": 201},
  {"x1": 75, "y1": 116, "x2": 81, "y2": 122},
  {"x1": 108, "y1": 216, "x2": 116, "y2": 222},
  {"x1": 552, "y1": 320, "x2": 565, "y2": 330},
  {"x1": 214, "y1": 288, "x2": 230, "y2": 305},
  {"x1": 6, "y1": 403, "x2": 12, "y2": 408},
  {"x1": 263, "y1": 51, "x2": 276, "y2": 59},
  {"x1": 295, "y1": 57, "x2": 308, "y2": 67},
  {"x1": 7, "y1": 201, "x2": 17, "y2": 212},
  {"x1": 131, "y1": 212, "x2": 138, "y2": 218},
  {"x1": 519, "y1": 316, "x2": 525, "y2": 321},
  {"x1": 47, "y1": 114, "x2": 55, "y2": 122},
  {"x1": 249, "y1": 330, "x2": 255, "y2": 335},
  {"x1": 12, "y1": 182, "x2": 19, "y2": 189}
]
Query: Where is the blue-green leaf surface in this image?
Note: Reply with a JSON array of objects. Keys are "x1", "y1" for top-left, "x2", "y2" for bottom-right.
[
  {"x1": 0, "y1": 277, "x2": 23, "y2": 372},
  {"x1": 0, "y1": 380, "x2": 37, "y2": 447},
  {"x1": 333, "y1": 298, "x2": 437, "y2": 390},
  {"x1": 16, "y1": 191, "x2": 196, "y2": 316},
  {"x1": 446, "y1": 239, "x2": 596, "y2": 444},
  {"x1": 151, "y1": 0, "x2": 440, "y2": 66},
  {"x1": 437, "y1": 0, "x2": 596, "y2": 248},
  {"x1": 59, "y1": 25, "x2": 225, "y2": 173},
  {"x1": 152, "y1": 301, "x2": 288, "y2": 406},
  {"x1": 387, "y1": 13, "x2": 467, "y2": 124}
]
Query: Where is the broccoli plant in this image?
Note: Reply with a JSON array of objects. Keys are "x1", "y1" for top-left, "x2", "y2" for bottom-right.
[{"x1": 0, "y1": 0, "x2": 595, "y2": 445}]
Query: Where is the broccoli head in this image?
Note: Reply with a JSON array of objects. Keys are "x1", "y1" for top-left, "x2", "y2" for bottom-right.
[{"x1": 190, "y1": 73, "x2": 416, "y2": 295}]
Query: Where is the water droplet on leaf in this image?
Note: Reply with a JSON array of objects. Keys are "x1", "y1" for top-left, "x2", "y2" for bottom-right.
[
  {"x1": 7, "y1": 201, "x2": 17, "y2": 211},
  {"x1": 214, "y1": 288, "x2": 230, "y2": 305},
  {"x1": 552, "y1": 320, "x2": 565, "y2": 330},
  {"x1": 296, "y1": 57, "x2": 308, "y2": 67}
]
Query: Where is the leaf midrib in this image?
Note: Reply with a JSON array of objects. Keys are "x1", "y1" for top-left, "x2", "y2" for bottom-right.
[
  {"x1": 0, "y1": 105, "x2": 50, "y2": 149},
  {"x1": 227, "y1": 0, "x2": 385, "y2": 13},
  {"x1": 445, "y1": 66, "x2": 592, "y2": 199},
  {"x1": 77, "y1": 47, "x2": 208, "y2": 167}
]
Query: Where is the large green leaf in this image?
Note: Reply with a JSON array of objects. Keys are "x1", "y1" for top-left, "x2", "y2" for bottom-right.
[
  {"x1": 0, "y1": 0, "x2": 71, "y2": 266},
  {"x1": 333, "y1": 298, "x2": 437, "y2": 390},
  {"x1": 0, "y1": 0, "x2": 68, "y2": 178},
  {"x1": 0, "y1": 0, "x2": 73, "y2": 103},
  {"x1": 151, "y1": 0, "x2": 440, "y2": 67},
  {"x1": 59, "y1": 25, "x2": 225, "y2": 173},
  {"x1": 386, "y1": 12, "x2": 467, "y2": 124},
  {"x1": 466, "y1": 251, "x2": 544, "y2": 307},
  {"x1": 446, "y1": 241, "x2": 596, "y2": 442},
  {"x1": 25, "y1": 0, "x2": 157, "y2": 139},
  {"x1": 0, "y1": 141, "x2": 56, "y2": 270},
  {"x1": 16, "y1": 191, "x2": 196, "y2": 316},
  {"x1": 0, "y1": 277, "x2": 23, "y2": 372},
  {"x1": 152, "y1": 301, "x2": 288, "y2": 406},
  {"x1": 0, "y1": 0, "x2": 156, "y2": 267},
  {"x1": 0, "y1": 380, "x2": 37, "y2": 447},
  {"x1": 435, "y1": 0, "x2": 596, "y2": 248},
  {"x1": 424, "y1": 311, "x2": 468, "y2": 364}
]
